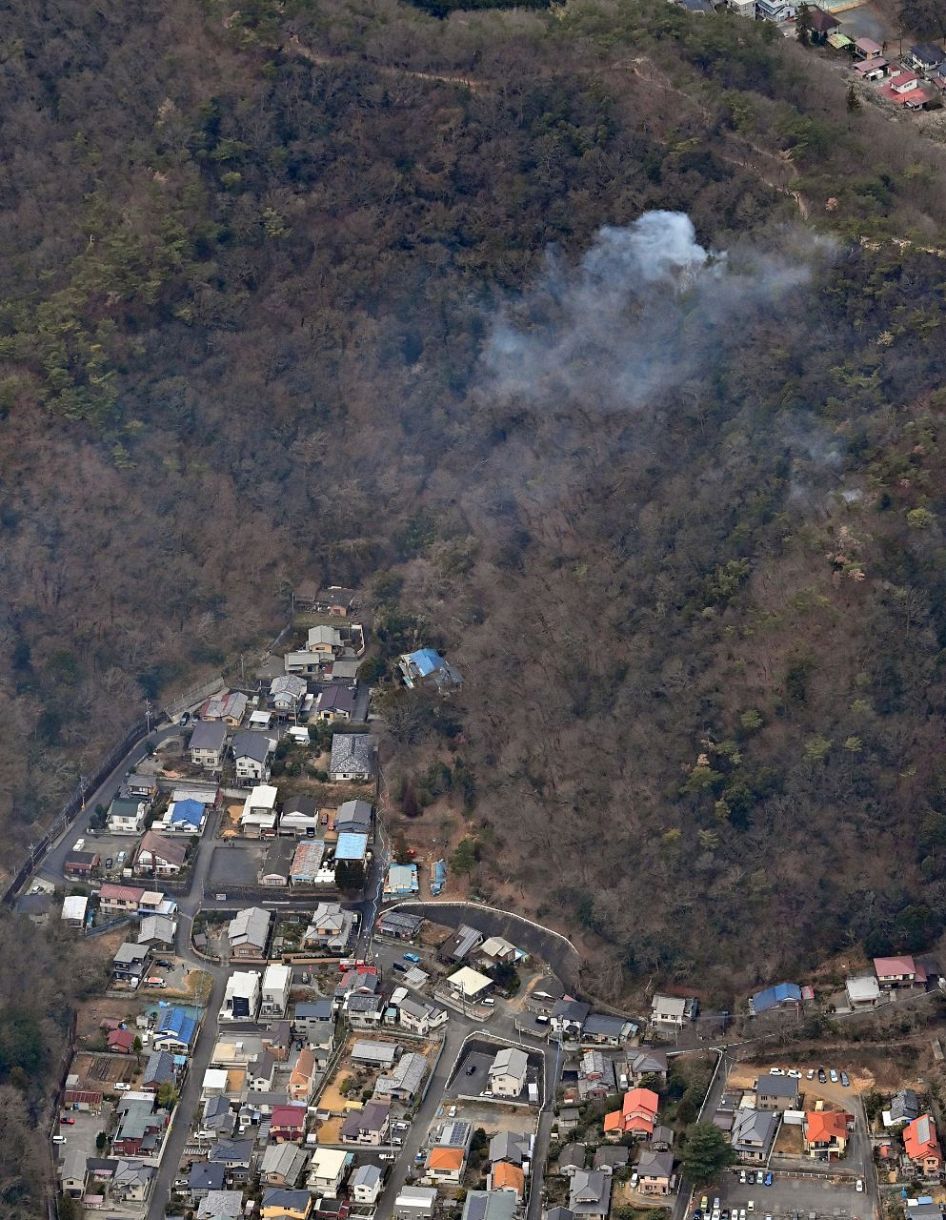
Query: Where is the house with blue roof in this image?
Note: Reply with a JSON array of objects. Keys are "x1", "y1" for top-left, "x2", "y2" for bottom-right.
[
  {"x1": 161, "y1": 798, "x2": 207, "y2": 835},
  {"x1": 153, "y1": 1006, "x2": 198, "y2": 1052},
  {"x1": 431, "y1": 859, "x2": 447, "y2": 896},
  {"x1": 398, "y1": 648, "x2": 463, "y2": 693},
  {"x1": 335, "y1": 833, "x2": 369, "y2": 862},
  {"x1": 749, "y1": 982, "x2": 802, "y2": 1016}
]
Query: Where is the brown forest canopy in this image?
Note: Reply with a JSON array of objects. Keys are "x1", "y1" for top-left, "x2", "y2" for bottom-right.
[{"x1": 1, "y1": 0, "x2": 946, "y2": 1033}]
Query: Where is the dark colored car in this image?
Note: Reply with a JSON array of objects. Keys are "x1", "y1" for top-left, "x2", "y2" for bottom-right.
[
  {"x1": 156, "y1": 959, "x2": 173, "y2": 970},
  {"x1": 105, "y1": 857, "x2": 113, "y2": 869},
  {"x1": 817, "y1": 1067, "x2": 827, "y2": 1083},
  {"x1": 180, "y1": 711, "x2": 190, "y2": 726}
]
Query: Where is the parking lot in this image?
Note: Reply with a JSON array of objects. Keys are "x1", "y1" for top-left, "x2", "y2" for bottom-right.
[
  {"x1": 713, "y1": 1170, "x2": 867, "y2": 1220},
  {"x1": 207, "y1": 842, "x2": 267, "y2": 886}
]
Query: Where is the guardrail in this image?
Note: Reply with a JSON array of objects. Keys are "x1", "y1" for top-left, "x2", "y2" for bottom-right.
[{"x1": 2, "y1": 714, "x2": 159, "y2": 908}]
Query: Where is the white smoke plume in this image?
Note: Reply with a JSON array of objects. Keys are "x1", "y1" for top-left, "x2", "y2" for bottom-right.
[{"x1": 483, "y1": 210, "x2": 828, "y2": 410}]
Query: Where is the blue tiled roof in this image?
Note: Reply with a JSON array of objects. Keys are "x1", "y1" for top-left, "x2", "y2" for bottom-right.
[
  {"x1": 751, "y1": 982, "x2": 801, "y2": 1013},
  {"x1": 158, "y1": 1007, "x2": 197, "y2": 1045},
  {"x1": 408, "y1": 648, "x2": 445, "y2": 677},
  {"x1": 169, "y1": 798, "x2": 204, "y2": 825},
  {"x1": 335, "y1": 832, "x2": 368, "y2": 861}
]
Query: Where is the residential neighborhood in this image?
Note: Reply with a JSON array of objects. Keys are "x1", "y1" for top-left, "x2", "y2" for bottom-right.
[{"x1": 20, "y1": 586, "x2": 946, "y2": 1220}]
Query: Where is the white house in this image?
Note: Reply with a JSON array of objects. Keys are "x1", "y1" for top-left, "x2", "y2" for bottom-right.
[
  {"x1": 189, "y1": 721, "x2": 228, "y2": 770},
  {"x1": 107, "y1": 797, "x2": 149, "y2": 836},
  {"x1": 280, "y1": 796, "x2": 321, "y2": 837},
  {"x1": 240, "y1": 785, "x2": 279, "y2": 837},
  {"x1": 219, "y1": 971, "x2": 261, "y2": 1021},
  {"x1": 488, "y1": 1047, "x2": 528, "y2": 1098},
  {"x1": 261, "y1": 964, "x2": 292, "y2": 1018},
  {"x1": 270, "y1": 674, "x2": 308, "y2": 715},
  {"x1": 134, "y1": 832, "x2": 188, "y2": 877},
  {"x1": 307, "y1": 1147, "x2": 351, "y2": 1194},
  {"x1": 231, "y1": 731, "x2": 274, "y2": 785},
  {"x1": 650, "y1": 994, "x2": 687, "y2": 1027},
  {"x1": 351, "y1": 1163, "x2": 383, "y2": 1205},
  {"x1": 61, "y1": 895, "x2": 88, "y2": 927}
]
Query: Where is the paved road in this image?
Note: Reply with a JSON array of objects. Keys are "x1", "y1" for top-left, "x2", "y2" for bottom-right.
[
  {"x1": 33, "y1": 723, "x2": 183, "y2": 888},
  {"x1": 392, "y1": 900, "x2": 580, "y2": 990},
  {"x1": 146, "y1": 965, "x2": 228, "y2": 1220}
]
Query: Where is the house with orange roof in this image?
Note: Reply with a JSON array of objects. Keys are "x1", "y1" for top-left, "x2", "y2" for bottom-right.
[
  {"x1": 604, "y1": 1088, "x2": 659, "y2": 1140},
  {"x1": 288, "y1": 1048, "x2": 316, "y2": 1102},
  {"x1": 903, "y1": 1114, "x2": 943, "y2": 1175},
  {"x1": 803, "y1": 1110, "x2": 851, "y2": 1159},
  {"x1": 426, "y1": 1145, "x2": 466, "y2": 1185},
  {"x1": 490, "y1": 1162, "x2": 526, "y2": 1199}
]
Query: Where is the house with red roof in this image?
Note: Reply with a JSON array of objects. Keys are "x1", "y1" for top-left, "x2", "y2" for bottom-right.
[
  {"x1": 873, "y1": 956, "x2": 917, "y2": 988},
  {"x1": 903, "y1": 1114, "x2": 943, "y2": 1175},
  {"x1": 603, "y1": 1087, "x2": 659, "y2": 1140},
  {"x1": 803, "y1": 1110, "x2": 851, "y2": 1159},
  {"x1": 107, "y1": 1028, "x2": 136, "y2": 1054},
  {"x1": 271, "y1": 1103, "x2": 307, "y2": 1143}
]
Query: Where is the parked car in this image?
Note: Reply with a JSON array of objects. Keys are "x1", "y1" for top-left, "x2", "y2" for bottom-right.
[
  {"x1": 52, "y1": 1135, "x2": 67, "y2": 1145},
  {"x1": 806, "y1": 1069, "x2": 815, "y2": 1079},
  {"x1": 769, "y1": 1067, "x2": 785, "y2": 1076},
  {"x1": 739, "y1": 1171, "x2": 747, "y2": 1185},
  {"x1": 156, "y1": 959, "x2": 173, "y2": 970},
  {"x1": 466, "y1": 1064, "x2": 477, "y2": 1076},
  {"x1": 59, "y1": 1116, "x2": 75, "y2": 1125},
  {"x1": 856, "y1": 1181, "x2": 863, "y2": 1193},
  {"x1": 829, "y1": 1069, "x2": 839, "y2": 1083},
  {"x1": 179, "y1": 711, "x2": 190, "y2": 726},
  {"x1": 403, "y1": 951, "x2": 421, "y2": 964},
  {"x1": 105, "y1": 858, "x2": 113, "y2": 869},
  {"x1": 840, "y1": 1071, "x2": 850, "y2": 1087},
  {"x1": 817, "y1": 1068, "x2": 827, "y2": 1083},
  {"x1": 764, "y1": 1172, "x2": 773, "y2": 1187},
  {"x1": 747, "y1": 1202, "x2": 755, "y2": 1212},
  {"x1": 787, "y1": 1069, "x2": 801, "y2": 1079}
]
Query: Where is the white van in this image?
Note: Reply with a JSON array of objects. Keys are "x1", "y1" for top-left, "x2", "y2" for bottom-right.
[{"x1": 52, "y1": 1135, "x2": 67, "y2": 1145}]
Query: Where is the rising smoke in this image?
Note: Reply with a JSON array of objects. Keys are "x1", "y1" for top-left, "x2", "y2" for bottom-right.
[{"x1": 483, "y1": 210, "x2": 830, "y2": 411}]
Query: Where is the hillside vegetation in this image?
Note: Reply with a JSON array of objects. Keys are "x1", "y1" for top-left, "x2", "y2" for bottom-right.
[{"x1": 4, "y1": 1, "x2": 946, "y2": 1196}]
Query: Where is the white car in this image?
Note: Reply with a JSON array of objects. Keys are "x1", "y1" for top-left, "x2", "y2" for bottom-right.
[
  {"x1": 740, "y1": 1208, "x2": 747, "y2": 1219},
  {"x1": 856, "y1": 1180, "x2": 864, "y2": 1193},
  {"x1": 829, "y1": 1069, "x2": 839, "y2": 1083},
  {"x1": 739, "y1": 1171, "x2": 747, "y2": 1184},
  {"x1": 769, "y1": 1067, "x2": 785, "y2": 1076},
  {"x1": 788, "y1": 1069, "x2": 802, "y2": 1079},
  {"x1": 806, "y1": 1069, "x2": 815, "y2": 1079}
]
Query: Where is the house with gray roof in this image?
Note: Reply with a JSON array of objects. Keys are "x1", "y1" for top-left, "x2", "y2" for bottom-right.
[
  {"x1": 593, "y1": 1146, "x2": 629, "y2": 1173},
  {"x1": 227, "y1": 906, "x2": 271, "y2": 959},
  {"x1": 552, "y1": 998, "x2": 591, "y2": 1038},
  {"x1": 190, "y1": 721, "x2": 228, "y2": 770},
  {"x1": 189, "y1": 1161, "x2": 226, "y2": 1200},
  {"x1": 352, "y1": 1163, "x2": 384, "y2": 1205},
  {"x1": 112, "y1": 1160, "x2": 156, "y2": 1203},
  {"x1": 731, "y1": 1108, "x2": 779, "y2": 1163},
  {"x1": 231, "y1": 730, "x2": 274, "y2": 784},
  {"x1": 756, "y1": 1073, "x2": 799, "y2": 1111},
  {"x1": 582, "y1": 1013, "x2": 633, "y2": 1045},
  {"x1": 329, "y1": 733, "x2": 377, "y2": 781},
  {"x1": 887, "y1": 1088, "x2": 921, "y2": 1127},
  {"x1": 375, "y1": 1051, "x2": 427, "y2": 1101},
  {"x1": 142, "y1": 1050, "x2": 176, "y2": 1090},
  {"x1": 197, "y1": 1190, "x2": 244, "y2": 1220},
  {"x1": 627, "y1": 1047, "x2": 669, "y2": 1083},
  {"x1": 558, "y1": 1144, "x2": 587, "y2": 1175},
  {"x1": 336, "y1": 798, "x2": 373, "y2": 833},
  {"x1": 463, "y1": 1192, "x2": 518, "y2": 1220},
  {"x1": 490, "y1": 1131, "x2": 530, "y2": 1166},
  {"x1": 569, "y1": 1170, "x2": 612, "y2": 1219},
  {"x1": 260, "y1": 1141, "x2": 308, "y2": 1187},
  {"x1": 636, "y1": 1148, "x2": 674, "y2": 1196}
]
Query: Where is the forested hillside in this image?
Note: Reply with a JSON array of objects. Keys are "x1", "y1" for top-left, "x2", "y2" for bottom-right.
[{"x1": 4, "y1": 2, "x2": 946, "y2": 1191}]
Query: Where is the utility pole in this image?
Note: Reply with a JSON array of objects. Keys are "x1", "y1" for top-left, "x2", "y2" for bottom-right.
[
  {"x1": 145, "y1": 700, "x2": 153, "y2": 734},
  {"x1": 79, "y1": 774, "x2": 87, "y2": 812}
]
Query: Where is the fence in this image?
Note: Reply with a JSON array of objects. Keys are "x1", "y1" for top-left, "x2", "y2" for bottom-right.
[
  {"x1": 2, "y1": 714, "x2": 157, "y2": 908},
  {"x1": 161, "y1": 674, "x2": 225, "y2": 719}
]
